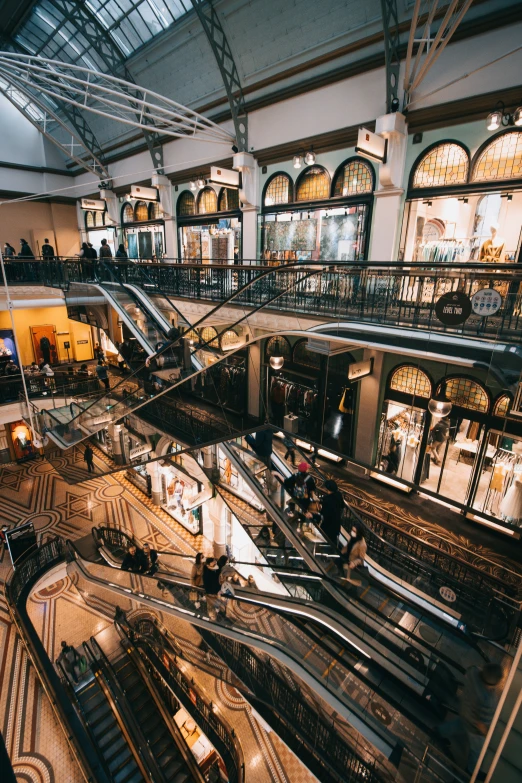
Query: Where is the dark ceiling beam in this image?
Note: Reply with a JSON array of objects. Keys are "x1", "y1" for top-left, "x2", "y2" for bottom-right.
[{"x1": 407, "y1": 84, "x2": 522, "y2": 131}]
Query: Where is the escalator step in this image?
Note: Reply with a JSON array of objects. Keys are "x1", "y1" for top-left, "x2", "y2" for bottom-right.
[
  {"x1": 104, "y1": 734, "x2": 127, "y2": 762},
  {"x1": 119, "y1": 769, "x2": 144, "y2": 783},
  {"x1": 79, "y1": 688, "x2": 106, "y2": 709},
  {"x1": 170, "y1": 773, "x2": 191, "y2": 783},
  {"x1": 107, "y1": 747, "x2": 133, "y2": 774},
  {"x1": 90, "y1": 713, "x2": 113, "y2": 735},
  {"x1": 97, "y1": 725, "x2": 122, "y2": 748},
  {"x1": 113, "y1": 759, "x2": 140, "y2": 783}
]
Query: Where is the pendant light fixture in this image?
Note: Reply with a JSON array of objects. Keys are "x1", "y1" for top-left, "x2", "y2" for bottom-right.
[
  {"x1": 485, "y1": 100, "x2": 522, "y2": 130},
  {"x1": 428, "y1": 385, "x2": 452, "y2": 419},
  {"x1": 293, "y1": 154, "x2": 302, "y2": 169},
  {"x1": 196, "y1": 176, "x2": 206, "y2": 188},
  {"x1": 269, "y1": 355, "x2": 284, "y2": 370},
  {"x1": 486, "y1": 109, "x2": 502, "y2": 131},
  {"x1": 190, "y1": 180, "x2": 197, "y2": 191},
  {"x1": 304, "y1": 150, "x2": 316, "y2": 165}
]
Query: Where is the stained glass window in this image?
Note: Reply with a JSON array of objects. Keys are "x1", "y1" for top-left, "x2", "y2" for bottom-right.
[
  {"x1": 333, "y1": 160, "x2": 373, "y2": 197},
  {"x1": 472, "y1": 132, "x2": 522, "y2": 182},
  {"x1": 149, "y1": 201, "x2": 161, "y2": 220},
  {"x1": 197, "y1": 188, "x2": 218, "y2": 215},
  {"x1": 218, "y1": 188, "x2": 240, "y2": 212},
  {"x1": 412, "y1": 143, "x2": 469, "y2": 188},
  {"x1": 94, "y1": 210, "x2": 105, "y2": 227},
  {"x1": 265, "y1": 336, "x2": 291, "y2": 361},
  {"x1": 200, "y1": 326, "x2": 219, "y2": 348},
  {"x1": 439, "y1": 377, "x2": 489, "y2": 412},
  {"x1": 493, "y1": 394, "x2": 512, "y2": 417},
  {"x1": 293, "y1": 339, "x2": 321, "y2": 369},
  {"x1": 265, "y1": 175, "x2": 292, "y2": 206},
  {"x1": 85, "y1": 211, "x2": 94, "y2": 229},
  {"x1": 177, "y1": 191, "x2": 195, "y2": 217},
  {"x1": 184, "y1": 329, "x2": 200, "y2": 344},
  {"x1": 390, "y1": 365, "x2": 432, "y2": 397},
  {"x1": 134, "y1": 201, "x2": 148, "y2": 221},
  {"x1": 122, "y1": 203, "x2": 134, "y2": 223},
  {"x1": 220, "y1": 329, "x2": 240, "y2": 350},
  {"x1": 295, "y1": 167, "x2": 330, "y2": 202}
]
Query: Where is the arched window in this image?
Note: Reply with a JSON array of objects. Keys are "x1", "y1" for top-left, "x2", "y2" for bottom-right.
[
  {"x1": 437, "y1": 377, "x2": 489, "y2": 413},
  {"x1": 389, "y1": 365, "x2": 432, "y2": 398},
  {"x1": 472, "y1": 131, "x2": 522, "y2": 182},
  {"x1": 265, "y1": 335, "x2": 291, "y2": 362},
  {"x1": 264, "y1": 174, "x2": 292, "y2": 206},
  {"x1": 122, "y1": 203, "x2": 134, "y2": 224},
  {"x1": 412, "y1": 142, "x2": 469, "y2": 188},
  {"x1": 177, "y1": 191, "x2": 195, "y2": 217},
  {"x1": 292, "y1": 338, "x2": 321, "y2": 369},
  {"x1": 295, "y1": 166, "x2": 330, "y2": 202},
  {"x1": 149, "y1": 201, "x2": 161, "y2": 220},
  {"x1": 220, "y1": 329, "x2": 240, "y2": 351},
  {"x1": 218, "y1": 188, "x2": 239, "y2": 212},
  {"x1": 85, "y1": 211, "x2": 94, "y2": 229},
  {"x1": 332, "y1": 159, "x2": 374, "y2": 197},
  {"x1": 135, "y1": 201, "x2": 149, "y2": 221},
  {"x1": 197, "y1": 187, "x2": 218, "y2": 214},
  {"x1": 184, "y1": 328, "x2": 200, "y2": 344},
  {"x1": 493, "y1": 394, "x2": 512, "y2": 417},
  {"x1": 94, "y1": 210, "x2": 104, "y2": 227},
  {"x1": 200, "y1": 326, "x2": 219, "y2": 348}
]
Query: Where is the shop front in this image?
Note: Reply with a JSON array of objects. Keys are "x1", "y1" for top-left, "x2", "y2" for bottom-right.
[
  {"x1": 258, "y1": 159, "x2": 374, "y2": 263},
  {"x1": 177, "y1": 187, "x2": 241, "y2": 263},
  {"x1": 121, "y1": 199, "x2": 165, "y2": 260},
  {"x1": 157, "y1": 448, "x2": 210, "y2": 535},
  {"x1": 374, "y1": 363, "x2": 522, "y2": 535},
  {"x1": 400, "y1": 132, "x2": 522, "y2": 272},
  {"x1": 83, "y1": 208, "x2": 116, "y2": 256}
]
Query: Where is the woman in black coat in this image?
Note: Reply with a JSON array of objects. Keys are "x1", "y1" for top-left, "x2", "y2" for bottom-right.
[{"x1": 319, "y1": 479, "x2": 344, "y2": 544}]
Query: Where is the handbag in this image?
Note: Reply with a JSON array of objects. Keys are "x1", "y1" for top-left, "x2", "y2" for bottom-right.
[{"x1": 339, "y1": 389, "x2": 350, "y2": 414}]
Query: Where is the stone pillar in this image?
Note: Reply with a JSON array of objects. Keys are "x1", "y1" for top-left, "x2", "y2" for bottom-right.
[
  {"x1": 202, "y1": 445, "x2": 214, "y2": 470},
  {"x1": 146, "y1": 458, "x2": 162, "y2": 505},
  {"x1": 207, "y1": 492, "x2": 227, "y2": 558},
  {"x1": 241, "y1": 208, "x2": 259, "y2": 263},
  {"x1": 247, "y1": 341, "x2": 261, "y2": 419},
  {"x1": 99, "y1": 189, "x2": 120, "y2": 228},
  {"x1": 354, "y1": 349, "x2": 384, "y2": 469},
  {"x1": 234, "y1": 152, "x2": 259, "y2": 263},
  {"x1": 152, "y1": 174, "x2": 177, "y2": 260},
  {"x1": 108, "y1": 423, "x2": 126, "y2": 465}
]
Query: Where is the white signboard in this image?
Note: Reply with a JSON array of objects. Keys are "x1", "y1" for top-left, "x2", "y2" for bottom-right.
[
  {"x1": 439, "y1": 586, "x2": 457, "y2": 603},
  {"x1": 130, "y1": 443, "x2": 152, "y2": 460},
  {"x1": 130, "y1": 185, "x2": 159, "y2": 201},
  {"x1": 210, "y1": 166, "x2": 240, "y2": 188},
  {"x1": 356, "y1": 127, "x2": 387, "y2": 163},
  {"x1": 81, "y1": 198, "x2": 105, "y2": 211},
  {"x1": 471, "y1": 288, "x2": 502, "y2": 317},
  {"x1": 348, "y1": 359, "x2": 373, "y2": 381}
]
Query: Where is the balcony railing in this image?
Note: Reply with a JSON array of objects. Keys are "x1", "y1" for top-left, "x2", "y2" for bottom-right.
[{"x1": 4, "y1": 258, "x2": 522, "y2": 341}]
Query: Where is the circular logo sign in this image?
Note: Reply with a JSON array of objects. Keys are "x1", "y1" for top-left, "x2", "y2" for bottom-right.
[
  {"x1": 435, "y1": 291, "x2": 472, "y2": 326},
  {"x1": 439, "y1": 586, "x2": 457, "y2": 603},
  {"x1": 370, "y1": 701, "x2": 392, "y2": 726},
  {"x1": 471, "y1": 288, "x2": 502, "y2": 317}
]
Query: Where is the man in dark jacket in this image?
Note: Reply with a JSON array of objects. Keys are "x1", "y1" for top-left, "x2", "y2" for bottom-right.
[
  {"x1": 203, "y1": 557, "x2": 222, "y2": 619},
  {"x1": 99, "y1": 238, "x2": 112, "y2": 258},
  {"x1": 318, "y1": 479, "x2": 344, "y2": 544},
  {"x1": 41, "y1": 238, "x2": 55, "y2": 259},
  {"x1": 141, "y1": 543, "x2": 159, "y2": 575},
  {"x1": 246, "y1": 429, "x2": 273, "y2": 468},
  {"x1": 83, "y1": 444, "x2": 95, "y2": 473},
  {"x1": 121, "y1": 544, "x2": 146, "y2": 573},
  {"x1": 18, "y1": 238, "x2": 34, "y2": 259}
]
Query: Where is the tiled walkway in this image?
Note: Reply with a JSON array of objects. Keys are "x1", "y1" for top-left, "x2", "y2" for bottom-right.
[{"x1": 0, "y1": 450, "x2": 316, "y2": 783}]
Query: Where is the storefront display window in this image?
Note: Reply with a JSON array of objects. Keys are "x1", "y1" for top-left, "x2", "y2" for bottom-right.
[
  {"x1": 122, "y1": 203, "x2": 134, "y2": 223},
  {"x1": 471, "y1": 431, "x2": 522, "y2": 524},
  {"x1": 160, "y1": 460, "x2": 208, "y2": 534},
  {"x1": 9, "y1": 421, "x2": 38, "y2": 462},
  {"x1": 439, "y1": 376, "x2": 489, "y2": 413},
  {"x1": 375, "y1": 402, "x2": 426, "y2": 486},
  {"x1": 389, "y1": 365, "x2": 431, "y2": 397},
  {"x1": 179, "y1": 219, "x2": 241, "y2": 263}
]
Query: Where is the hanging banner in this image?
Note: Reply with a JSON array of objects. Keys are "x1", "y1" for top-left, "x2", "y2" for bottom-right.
[
  {"x1": 435, "y1": 291, "x2": 471, "y2": 326},
  {"x1": 471, "y1": 288, "x2": 502, "y2": 317}
]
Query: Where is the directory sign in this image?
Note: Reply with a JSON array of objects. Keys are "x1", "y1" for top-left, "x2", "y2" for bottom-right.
[{"x1": 471, "y1": 288, "x2": 502, "y2": 317}]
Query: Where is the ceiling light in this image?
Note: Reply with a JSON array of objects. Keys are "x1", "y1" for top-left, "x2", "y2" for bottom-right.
[
  {"x1": 513, "y1": 106, "x2": 522, "y2": 127},
  {"x1": 269, "y1": 356, "x2": 284, "y2": 370},
  {"x1": 293, "y1": 155, "x2": 302, "y2": 169},
  {"x1": 304, "y1": 151, "x2": 316, "y2": 165},
  {"x1": 190, "y1": 180, "x2": 197, "y2": 191},
  {"x1": 486, "y1": 109, "x2": 502, "y2": 131},
  {"x1": 428, "y1": 392, "x2": 452, "y2": 419},
  {"x1": 196, "y1": 177, "x2": 206, "y2": 188}
]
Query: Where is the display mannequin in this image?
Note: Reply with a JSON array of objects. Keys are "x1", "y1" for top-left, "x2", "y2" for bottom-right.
[
  {"x1": 479, "y1": 223, "x2": 505, "y2": 263},
  {"x1": 400, "y1": 435, "x2": 419, "y2": 482},
  {"x1": 500, "y1": 474, "x2": 522, "y2": 523}
]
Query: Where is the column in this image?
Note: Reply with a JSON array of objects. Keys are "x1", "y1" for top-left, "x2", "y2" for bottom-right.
[
  {"x1": 146, "y1": 458, "x2": 162, "y2": 505},
  {"x1": 152, "y1": 174, "x2": 178, "y2": 260},
  {"x1": 207, "y1": 492, "x2": 227, "y2": 557},
  {"x1": 241, "y1": 208, "x2": 259, "y2": 262},
  {"x1": 353, "y1": 349, "x2": 384, "y2": 469},
  {"x1": 234, "y1": 152, "x2": 259, "y2": 263},
  {"x1": 247, "y1": 340, "x2": 261, "y2": 420},
  {"x1": 108, "y1": 422, "x2": 125, "y2": 465}
]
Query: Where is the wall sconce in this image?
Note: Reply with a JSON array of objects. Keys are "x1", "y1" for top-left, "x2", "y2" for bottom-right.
[
  {"x1": 304, "y1": 150, "x2": 316, "y2": 165},
  {"x1": 486, "y1": 100, "x2": 522, "y2": 131},
  {"x1": 423, "y1": 200, "x2": 432, "y2": 208}
]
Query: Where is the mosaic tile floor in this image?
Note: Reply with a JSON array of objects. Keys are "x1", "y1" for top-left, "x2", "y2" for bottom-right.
[{"x1": 0, "y1": 451, "x2": 317, "y2": 783}]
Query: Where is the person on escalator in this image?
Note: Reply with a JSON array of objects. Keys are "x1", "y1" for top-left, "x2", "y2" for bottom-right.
[
  {"x1": 317, "y1": 480, "x2": 344, "y2": 545},
  {"x1": 203, "y1": 558, "x2": 223, "y2": 620},
  {"x1": 121, "y1": 544, "x2": 146, "y2": 573},
  {"x1": 56, "y1": 641, "x2": 81, "y2": 684},
  {"x1": 283, "y1": 462, "x2": 316, "y2": 510},
  {"x1": 245, "y1": 429, "x2": 273, "y2": 468},
  {"x1": 141, "y1": 542, "x2": 159, "y2": 575},
  {"x1": 95, "y1": 360, "x2": 110, "y2": 391},
  {"x1": 255, "y1": 525, "x2": 272, "y2": 549},
  {"x1": 340, "y1": 524, "x2": 367, "y2": 585},
  {"x1": 115, "y1": 244, "x2": 128, "y2": 259}
]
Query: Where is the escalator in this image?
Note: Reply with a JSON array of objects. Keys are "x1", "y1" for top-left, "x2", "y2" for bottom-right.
[{"x1": 68, "y1": 532, "x2": 483, "y2": 783}]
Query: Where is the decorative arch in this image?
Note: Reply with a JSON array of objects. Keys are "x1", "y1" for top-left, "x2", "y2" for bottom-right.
[
  {"x1": 295, "y1": 166, "x2": 331, "y2": 202},
  {"x1": 471, "y1": 131, "x2": 522, "y2": 182},
  {"x1": 200, "y1": 326, "x2": 219, "y2": 348},
  {"x1": 263, "y1": 173, "x2": 293, "y2": 207},
  {"x1": 292, "y1": 338, "x2": 321, "y2": 369},
  {"x1": 122, "y1": 202, "x2": 134, "y2": 224},
  {"x1": 493, "y1": 393, "x2": 512, "y2": 417},
  {"x1": 85, "y1": 211, "x2": 94, "y2": 229},
  {"x1": 411, "y1": 141, "x2": 469, "y2": 189},
  {"x1": 134, "y1": 201, "x2": 149, "y2": 221},
  {"x1": 220, "y1": 329, "x2": 240, "y2": 351},
  {"x1": 149, "y1": 201, "x2": 162, "y2": 220},
  {"x1": 197, "y1": 187, "x2": 218, "y2": 215},
  {"x1": 218, "y1": 187, "x2": 240, "y2": 212},
  {"x1": 389, "y1": 365, "x2": 432, "y2": 398},
  {"x1": 437, "y1": 376, "x2": 490, "y2": 413},
  {"x1": 177, "y1": 191, "x2": 195, "y2": 217},
  {"x1": 94, "y1": 210, "x2": 104, "y2": 227},
  {"x1": 265, "y1": 335, "x2": 292, "y2": 361},
  {"x1": 332, "y1": 158, "x2": 374, "y2": 197}
]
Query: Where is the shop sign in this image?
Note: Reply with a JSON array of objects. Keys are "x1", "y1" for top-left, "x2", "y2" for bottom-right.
[
  {"x1": 439, "y1": 586, "x2": 457, "y2": 603},
  {"x1": 471, "y1": 288, "x2": 502, "y2": 317},
  {"x1": 81, "y1": 198, "x2": 105, "y2": 211},
  {"x1": 130, "y1": 443, "x2": 152, "y2": 460},
  {"x1": 210, "y1": 166, "x2": 240, "y2": 188},
  {"x1": 355, "y1": 127, "x2": 387, "y2": 163},
  {"x1": 77, "y1": 340, "x2": 88, "y2": 344},
  {"x1": 130, "y1": 185, "x2": 158, "y2": 201},
  {"x1": 435, "y1": 291, "x2": 471, "y2": 326},
  {"x1": 348, "y1": 359, "x2": 373, "y2": 381}
]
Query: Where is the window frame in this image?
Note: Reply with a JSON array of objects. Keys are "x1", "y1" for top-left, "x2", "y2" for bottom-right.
[
  {"x1": 295, "y1": 165, "x2": 331, "y2": 203},
  {"x1": 196, "y1": 187, "x2": 218, "y2": 216},
  {"x1": 470, "y1": 129, "x2": 522, "y2": 184},
  {"x1": 408, "y1": 140, "x2": 470, "y2": 193},
  {"x1": 387, "y1": 364, "x2": 433, "y2": 399},
  {"x1": 262, "y1": 172, "x2": 294, "y2": 209},
  {"x1": 176, "y1": 190, "x2": 196, "y2": 218},
  {"x1": 331, "y1": 157, "x2": 375, "y2": 199}
]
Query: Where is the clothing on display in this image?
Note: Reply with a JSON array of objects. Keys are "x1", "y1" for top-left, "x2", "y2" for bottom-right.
[
  {"x1": 479, "y1": 225, "x2": 505, "y2": 263},
  {"x1": 421, "y1": 239, "x2": 469, "y2": 264},
  {"x1": 195, "y1": 358, "x2": 246, "y2": 412},
  {"x1": 500, "y1": 473, "x2": 522, "y2": 522},
  {"x1": 270, "y1": 376, "x2": 319, "y2": 427}
]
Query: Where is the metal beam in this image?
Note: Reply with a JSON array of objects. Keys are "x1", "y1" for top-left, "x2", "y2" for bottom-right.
[
  {"x1": 190, "y1": 0, "x2": 248, "y2": 152},
  {"x1": 380, "y1": 0, "x2": 401, "y2": 113}
]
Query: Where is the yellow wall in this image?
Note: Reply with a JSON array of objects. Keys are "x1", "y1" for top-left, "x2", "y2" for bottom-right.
[
  {"x1": 0, "y1": 305, "x2": 93, "y2": 364},
  {"x1": 0, "y1": 200, "x2": 79, "y2": 257}
]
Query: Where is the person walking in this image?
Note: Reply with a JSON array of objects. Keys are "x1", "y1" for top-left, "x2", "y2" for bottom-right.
[
  {"x1": 318, "y1": 479, "x2": 344, "y2": 545},
  {"x1": 115, "y1": 243, "x2": 128, "y2": 259},
  {"x1": 99, "y1": 238, "x2": 112, "y2": 258},
  {"x1": 430, "y1": 417, "x2": 450, "y2": 466},
  {"x1": 84, "y1": 444, "x2": 95, "y2": 473},
  {"x1": 18, "y1": 238, "x2": 35, "y2": 259},
  {"x1": 77, "y1": 242, "x2": 89, "y2": 258},
  {"x1": 41, "y1": 238, "x2": 55, "y2": 259},
  {"x1": 56, "y1": 641, "x2": 80, "y2": 684},
  {"x1": 95, "y1": 360, "x2": 110, "y2": 390},
  {"x1": 86, "y1": 243, "x2": 97, "y2": 259},
  {"x1": 203, "y1": 557, "x2": 222, "y2": 620},
  {"x1": 121, "y1": 544, "x2": 146, "y2": 573},
  {"x1": 283, "y1": 435, "x2": 296, "y2": 466},
  {"x1": 341, "y1": 524, "x2": 367, "y2": 584}
]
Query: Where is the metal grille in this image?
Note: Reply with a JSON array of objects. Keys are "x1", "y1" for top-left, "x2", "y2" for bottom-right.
[
  {"x1": 85, "y1": 211, "x2": 94, "y2": 228},
  {"x1": 473, "y1": 132, "x2": 522, "y2": 181},
  {"x1": 135, "y1": 201, "x2": 148, "y2": 221},
  {"x1": 390, "y1": 365, "x2": 431, "y2": 397},
  {"x1": 333, "y1": 160, "x2": 373, "y2": 196},
  {"x1": 442, "y1": 377, "x2": 489, "y2": 412},
  {"x1": 122, "y1": 203, "x2": 134, "y2": 223},
  {"x1": 265, "y1": 335, "x2": 291, "y2": 360},
  {"x1": 218, "y1": 188, "x2": 239, "y2": 211},
  {"x1": 295, "y1": 167, "x2": 330, "y2": 202},
  {"x1": 197, "y1": 187, "x2": 218, "y2": 214},
  {"x1": 494, "y1": 394, "x2": 511, "y2": 416},
  {"x1": 178, "y1": 191, "x2": 195, "y2": 216},
  {"x1": 413, "y1": 143, "x2": 469, "y2": 188},
  {"x1": 149, "y1": 201, "x2": 161, "y2": 220},
  {"x1": 265, "y1": 175, "x2": 291, "y2": 206}
]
